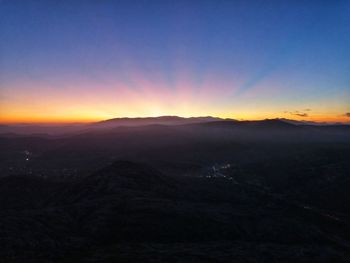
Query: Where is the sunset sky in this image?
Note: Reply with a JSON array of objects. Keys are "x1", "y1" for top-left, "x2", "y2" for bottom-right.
[{"x1": 0, "y1": 0, "x2": 349, "y2": 123}]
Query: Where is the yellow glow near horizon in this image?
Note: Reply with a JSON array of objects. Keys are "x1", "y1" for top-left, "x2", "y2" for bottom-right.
[
  {"x1": 1, "y1": 109, "x2": 349, "y2": 124},
  {"x1": 1, "y1": 80, "x2": 349, "y2": 124}
]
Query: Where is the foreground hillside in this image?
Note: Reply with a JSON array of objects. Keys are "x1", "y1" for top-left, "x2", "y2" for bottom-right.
[
  {"x1": 1, "y1": 120, "x2": 350, "y2": 262},
  {"x1": 1, "y1": 161, "x2": 350, "y2": 262}
]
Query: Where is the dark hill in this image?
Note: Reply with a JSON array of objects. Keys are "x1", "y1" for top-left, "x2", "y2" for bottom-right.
[
  {"x1": 1, "y1": 161, "x2": 350, "y2": 262},
  {"x1": 0, "y1": 175, "x2": 65, "y2": 209}
]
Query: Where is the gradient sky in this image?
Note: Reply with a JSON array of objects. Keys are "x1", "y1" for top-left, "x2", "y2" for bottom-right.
[{"x1": 1, "y1": 0, "x2": 349, "y2": 123}]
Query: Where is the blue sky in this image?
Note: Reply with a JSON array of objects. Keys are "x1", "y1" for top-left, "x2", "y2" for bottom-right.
[{"x1": 0, "y1": 0, "x2": 349, "y2": 122}]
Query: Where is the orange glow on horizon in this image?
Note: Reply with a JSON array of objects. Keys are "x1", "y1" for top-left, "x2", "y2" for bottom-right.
[
  {"x1": 1, "y1": 112, "x2": 349, "y2": 125},
  {"x1": 1, "y1": 77, "x2": 349, "y2": 125}
]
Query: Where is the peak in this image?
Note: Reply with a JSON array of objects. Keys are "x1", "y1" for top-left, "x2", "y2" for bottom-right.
[{"x1": 92, "y1": 116, "x2": 226, "y2": 128}]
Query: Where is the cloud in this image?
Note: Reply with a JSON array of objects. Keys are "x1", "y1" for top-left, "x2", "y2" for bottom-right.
[
  {"x1": 345, "y1": 112, "x2": 350, "y2": 117},
  {"x1": 285, "y1": 110, "x2": 310, "y2": 118},
  {"x1": 293, "y1": 113, "x2": 308, "y2": 117}
]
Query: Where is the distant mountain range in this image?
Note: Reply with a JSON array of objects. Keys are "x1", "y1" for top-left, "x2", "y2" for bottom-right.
[
  {"x1": 0, "y1": 116, "x2": 348, "y2": 135},
  {"x1": 92, "y1": 115, "x2": 231, "y2": 128},
  {"x1": 276, "y1": 118, "x2": 348, "y2": 126}
]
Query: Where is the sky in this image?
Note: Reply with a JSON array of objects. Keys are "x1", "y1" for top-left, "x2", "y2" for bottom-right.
[{"x1": 0, "y1": 0, "x2": 349, "y2": 123}]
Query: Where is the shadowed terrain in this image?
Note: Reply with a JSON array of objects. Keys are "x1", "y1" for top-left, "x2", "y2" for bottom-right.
[{"x1": 0, "y1": 118, "x2": 350, "y2": 262}]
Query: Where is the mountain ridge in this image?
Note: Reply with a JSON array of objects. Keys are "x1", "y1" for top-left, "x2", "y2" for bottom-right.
[{"x1": 1, "y1": 116, "x2": 349, "y2": 136}]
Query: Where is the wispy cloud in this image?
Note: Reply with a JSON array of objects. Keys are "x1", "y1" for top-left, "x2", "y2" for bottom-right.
[
  {"x1": 285, "y1": 109, "x2": 311, "y2": 118},
  {"x1": 292, "y1": 112, "x2": 308, "y2": 117},
  {"x1": 345, "y1": 112, "x2": 350, "y2": 117}
]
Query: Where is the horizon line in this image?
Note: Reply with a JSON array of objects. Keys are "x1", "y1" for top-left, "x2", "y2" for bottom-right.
[{"x1": 1, "y1": 115, "x2": 349, "y2": 126}]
